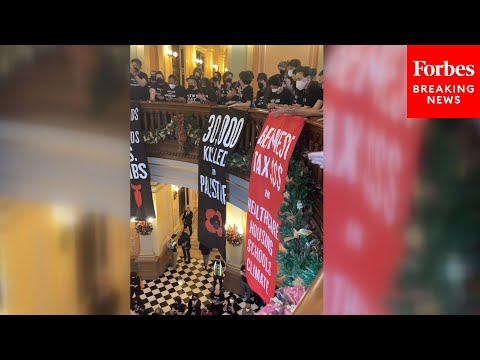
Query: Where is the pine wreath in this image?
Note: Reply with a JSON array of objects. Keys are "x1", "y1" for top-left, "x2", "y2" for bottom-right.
[{"x1": 226, "y1": 224, "x2": 243, "y2": 247}]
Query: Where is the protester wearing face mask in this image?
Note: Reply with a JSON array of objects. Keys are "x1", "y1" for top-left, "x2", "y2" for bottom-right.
[
  {"x1": 213, "y1": 71, "x2": 222, "y2": 85},
  {"x1": 186, "y1": 294, "x2": 202, "y2": 315},
  {"x1": 254, "y1": 72, "x2": 269, "y2": 108},
  {"x1": 285, "y1": 59, "x2": 301, "y2": 93},
  {"x1": 224, "y1": 292, "x2": 238, "y2": 315},
  {"x1": 164, "y1": 74, "x2": 186, "y2": 103},
  {"x1": 219, "y1": 71, "x2": 233, "y2": 105},
  {"x1": 277, "y1": 60, "x2": 288, "y2": 82},
  {"x1": 130, "y1": 58, "x2": 149, "y2": 101},
  {"x1": 271, "y1": 67, "x2": 323, "y2": 117},
  {"x1": 197, "y1": 78, "x2": 217, "y2": 104},
  {"x1": 241, "y1": 302, "x2": 255, "y2": 315},
  {"x1": 185, "y1": 76, "x2": 203, "y2": 104},
  {"x1": 148, "y1": 71, "x2": 166, "y2": 102},
  {"x1": 266, "y1": 74, "x2": 293, "y2": 109},
  {"x1": 294, "y1": 66, "x2": 323, "y2": 109},
  {"x1": 227, "y1": 71, "x2": 254, "y2": 108}
]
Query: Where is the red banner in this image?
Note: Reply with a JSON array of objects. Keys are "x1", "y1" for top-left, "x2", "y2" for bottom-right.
[
  {"x1": 245, "y1": 113, "x2": 305, "y2": 303},
  {"x1": 324, "y1": 45, "x2": 426, "y2": 314}
]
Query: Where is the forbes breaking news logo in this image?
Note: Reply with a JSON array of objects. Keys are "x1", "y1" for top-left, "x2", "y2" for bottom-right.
[
  {"x1": 407, "y1": 45, "x2": 480, "y2": 118},
  {"x1": 412, "y1": 60, "x2": 475, "y2": 105}
]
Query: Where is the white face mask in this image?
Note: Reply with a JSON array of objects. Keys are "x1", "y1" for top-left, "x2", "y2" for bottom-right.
[
  {"x1": 295, "y1": 79, "x2": 307, "y2": 91},
  {"x1": 169, "y1": 84, "x2": 176, "y2": 89},
  {"x1": 271, "y1": 88, "x2": 279, "y2": 93},
  {"x1": 287, "y1": 69, "x2": 293, "y2": 77}
]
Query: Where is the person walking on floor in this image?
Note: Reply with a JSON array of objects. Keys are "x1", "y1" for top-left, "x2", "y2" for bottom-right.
[
  {"x1": 130, "y1": 272, "x2": 142, "y2": 300},
  {"x1": 166, "y1": 234, "x2": 178, "y2": 269},
  {"x1": 179, "y1": 229, "x2": 191, "y2": 263},
  {"x1": 211, "y1": 255, "x2": 226, "y2": 289},
  {"x1": 199, "y1": 242, "x2": 211, "y2": 270},
  {"x1": 240, "y1": 263, "x2": 252, "y2": 301},
  {"x1": 182, "y1": 206, "x2": 193, "y2": 235}
]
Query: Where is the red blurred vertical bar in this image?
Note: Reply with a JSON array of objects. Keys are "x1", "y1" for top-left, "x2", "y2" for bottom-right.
[{"x1": 324, "y1": 45, "x2": 425, "y2": 314}]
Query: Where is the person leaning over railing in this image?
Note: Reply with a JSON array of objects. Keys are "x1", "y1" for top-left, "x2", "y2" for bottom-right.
[
  {"x1": 265, "y1": 74, "x2": 293, "y2": 109},
  {"x1": 227, "y1": 71, "x2": 254, "y2": 109},
  {"x1": 271, "y1": 67, "x2": 323, "y2": 117},
  {"x1": 163, "y1": 74, "x2": 186, "y2": 103},
  {"x1": 148, "y1": 71, "x2": 166, "y2": 102},
  {"x1": 185, "y1": 76, "x2": 203, "y2": 104}
]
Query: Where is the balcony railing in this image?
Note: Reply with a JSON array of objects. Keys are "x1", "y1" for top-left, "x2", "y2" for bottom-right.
[
  {"x1": 140, "y1": 101, "x2": 323, "y2": 186},
  {"x1": 140, "y1": 101, "x2": 324, "y2": 314}
]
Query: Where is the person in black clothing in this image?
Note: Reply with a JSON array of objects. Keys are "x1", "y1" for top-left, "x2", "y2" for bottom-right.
[
  {"x1": 266, "y1": 74, "x2": 293, "y2": 109},
  {"x1": 210, "y1": 284, "x2": 225, "y2": 315},
  {"x1": 186, "y1": 293, "x2": 202, "y2": 315},
  {"x1": 227, "y1": 71, "x2": 254, "y2": 109},
  {"x1": 240, "y1": 263, "x2": 252, "y2": 300},
  {"x1": 130, "y1": 271, "x2": 141, "y2": 300},
  {"x1": 130, "y1": 58, "x2": 149, "y2": 101},
  {"x1": 213, "y1": 71, "x2": 222, "y2": 84},
  {"x1": 318, "y1": 69, "x2": 324, "y2": 89},
  {"x1": 211, "y1": 76, "x2": 222, "y2": 100},
  {"x1": 285, "y1": 59, "x2": 302, "y2": 93},
  {"x1": 255, "y1": 72, "x2": 269, "y2": 108},
  {"x1": 219, "y1": 71, "x2": 234, "y2": 105},
  {"x1": 148, "y1": 71, "x2": 166, "y2": 102},
  {"x1": 164, "y1": 74, "x2": 186, "y2": 103},
  {"x1": 199, "y1": 78, "x2": 217, "y2": 104},
  {"x1": 294, "y1": 66, "x2": 323, "y2": 109},
  {"x1": 185, "y1": 76, "x2": 203, "y2": 104},
  {"x1": 199, "y1": 242, "x2": 211, "y2": 270},
  {"x1": 182, "y1": 206, "x2": 193, "y2": 235},
  {"x1": 225, "y1": 292, "x2": 237, "y2": 315},
  {"x1": 171, "y1": 297, "x2": 186, "y2": 315},
  {"x1": 277, "y1": 60, "x2": 288, "y2": 82},
  {"x1": 179, "y1": 229, "x2": 191, "y2": 263},
  {"x1": 211, "y1": 255, "x2": 226, "y2": 289}
]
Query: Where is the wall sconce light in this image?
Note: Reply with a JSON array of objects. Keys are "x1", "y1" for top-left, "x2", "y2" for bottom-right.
[
  {"x1": 166, "y1": 49, "x2": 178, "y2": 58},
  {"x1": 195, "y1": 58, "x2": 203, "y2": 65},
  {"x1": 224, "y1": 67, "x2": 228, "y2": 72},
  {"x1": 172, "y1": 185, "x2": 179, "y2": 200},
  {"x1": 213, "y1": 64, "x2": 219, "y2": 71}
]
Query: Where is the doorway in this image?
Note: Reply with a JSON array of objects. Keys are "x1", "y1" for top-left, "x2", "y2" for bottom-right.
[{"x1": 178, "y1": 187, "x2": 186, "y2": 218}]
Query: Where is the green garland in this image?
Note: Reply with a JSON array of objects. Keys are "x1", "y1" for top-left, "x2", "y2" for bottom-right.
[
  {"x1": 276, "y1": 148, "x2": 323, "y2": 287},
  {"x1": 227, "y1": 146, "x2": 254, "y2": 175},
  {"x1": 143, "y1": 115, "x2": 202, "y2": 155}
]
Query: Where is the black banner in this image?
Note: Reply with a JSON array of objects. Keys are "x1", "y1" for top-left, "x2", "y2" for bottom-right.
[
  {"x1": 130, "y1": 101, "x2": 156, "y2": 220},
  {"x1": 198, "y1": 108, "x2": 247, "y2": 260}
]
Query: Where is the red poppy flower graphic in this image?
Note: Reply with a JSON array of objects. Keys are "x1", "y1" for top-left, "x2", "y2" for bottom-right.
[{"x1": 205, "y1": 208, "x2": 223, "y2": 237}]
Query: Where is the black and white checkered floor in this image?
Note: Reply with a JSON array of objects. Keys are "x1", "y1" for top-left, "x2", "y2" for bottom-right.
[{"x1": 136, "y1": 258, "x2": 260, "y2": 315}]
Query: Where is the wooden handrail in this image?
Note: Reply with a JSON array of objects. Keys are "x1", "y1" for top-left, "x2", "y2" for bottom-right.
[{"x1": 293, "y1": 271, "x2": 323, "y2": 315}]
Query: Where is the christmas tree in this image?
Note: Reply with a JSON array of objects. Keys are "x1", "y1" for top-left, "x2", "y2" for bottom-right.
[
  {"x1": 393, "y1": 118, "x2": 480, "y2": 314},
  {"x1": 277, "y1": 148, "x2": 323, "y2": 287}
]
